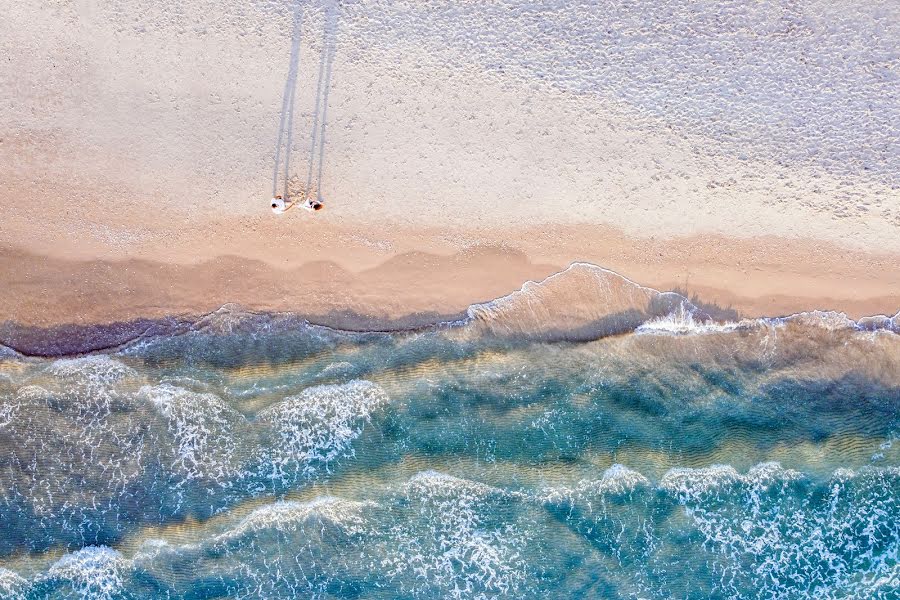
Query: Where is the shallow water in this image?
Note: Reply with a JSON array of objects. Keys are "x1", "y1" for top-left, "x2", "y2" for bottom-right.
[{"x1": 0, "y1": 301, "x2": 898, "y2": 599}]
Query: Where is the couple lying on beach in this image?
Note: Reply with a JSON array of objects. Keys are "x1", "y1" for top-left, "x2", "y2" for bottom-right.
[{"x1": 270, "y1": 195, "x2": 323, "y2": 214}]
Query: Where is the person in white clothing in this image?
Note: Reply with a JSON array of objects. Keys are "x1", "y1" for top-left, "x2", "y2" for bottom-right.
[
  {"x1": 271, "y1": 195, "x2": 289, "y2": 214},
  {"x1": 270, "y1": 195, "x2": 324, "y2": 214},
  {"x1": 301, "y1": 197, "x2": 324, "y2": 212}
]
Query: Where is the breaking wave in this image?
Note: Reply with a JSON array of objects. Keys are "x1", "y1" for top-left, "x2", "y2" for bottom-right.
[
  {"x1": 465, "y1": 262, "x2": 701, "y2": 341},
  {"x1": 255, "y1": 380, "x2": 388, "y2": 483},
  {"x1": 465, "y1": 263, "x2": 898, "y2": 342},
  {"x1": 40, "y1": 546, "x2": 128, "y2": 600},
  {"x1": 215, "y1": 497, "x2": 373, "y2": 544},
  {"x1": 0, "y1": 569, "x2": 26, "y2": 598},
  {"x1": 141, "y1": 384, "x2": 244, "y2": 482}
]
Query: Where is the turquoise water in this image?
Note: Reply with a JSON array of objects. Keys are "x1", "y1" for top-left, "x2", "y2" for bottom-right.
[{"x1": 0, "y1": 296, "x2": 898, "y2": 598}]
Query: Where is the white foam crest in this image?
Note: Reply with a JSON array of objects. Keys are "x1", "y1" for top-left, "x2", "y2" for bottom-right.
[
  {"x1": 37, "y1": 356, "x2": 138, "y2": 426},
  {"x1": 256, "y1": 380, "x2": 388, "y2": 479},
  {"x1": 582, "y1": 464, "x2": 652, "y2": 495},
  {"x1": 830, "y1": 465, "x2": 900, "y2": 481},
  {"x1": 660, "y1": 464, "x2": 741, "y2": 499},
  {"x1": 13, "y1": 384, "x2": 49, "y2": 400},
  {"x1": 636, "y1": 303, "x2": 743, "y2": 335},
  {"x1": 856, "y1": 310, "x2": 900, "y2": 334},
  {"x1": 45, "y1": 546, "x2": 128, "y2": 600},
  {"x1": 781, "y1": 310, "x2": 860, "y2": 331},
  {"x1": 218, "y1": 497, "x2": 372, "y2": 542},
  {"x1": 46, "y1": 355, "x2": 137, "y2": 386},
  {"x1": 390, "y1": 471, "x2": 529, "y2": 598},
  {"x1": 539, "y1": 484, "x2": 574, "y2": 507},
  {"x1": 405, "y1": 470, "x2": 507, "y2": 498},
  {"x1": 740, "y1": 309, "x2": 900, "y2": 354},
  {"x1": 0, "y1": 568, "x2": 26, "y2": 598},
  {"x1": 140, "y1": 384, "x2": 244, "y2": 481},
  {"x1": 542, "y1": 464, "x2": 651, "y2": 505},
  {"x1": 661, "y1": 462, "x2": 804, "y2": 505},
  {"x1": 0, "y1": 397, "x2": 20, "y2": 430},
  {"x1": 132, "y1": 538, "x2": 173, "y2": 562}
]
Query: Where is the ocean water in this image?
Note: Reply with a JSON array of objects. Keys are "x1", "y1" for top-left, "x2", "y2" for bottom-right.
[{"x1": 0, "y1": 267, "x2": 898, "y2": 599}]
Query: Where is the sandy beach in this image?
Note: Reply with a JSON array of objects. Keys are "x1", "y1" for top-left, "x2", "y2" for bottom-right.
[{"x1": 2, "y1": 0, "x2": 898, "y2": 331}]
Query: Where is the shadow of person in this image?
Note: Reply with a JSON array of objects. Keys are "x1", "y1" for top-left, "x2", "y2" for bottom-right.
[
  {"x1": 272, "y1": 1, "x2": 304, "y2": 200},
  {"x1": 304, "y1": 1, "x2": 339, "y2": 203}
]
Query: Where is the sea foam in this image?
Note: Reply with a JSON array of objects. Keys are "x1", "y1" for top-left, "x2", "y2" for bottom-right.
[
  {"x1": 0, "y1": 568, "x2": 26, "y2": 598},
  {"x1": 256, "y1": 380, "x2": 388, "y2": 480},
  {"x1": 387, "y1": 471, "x2": 531, "y2": 598},
  {"x1": 141, "y1": 384, "x2": 244, "y2": 482},
  {"x1": 44, "y1": 546, "x2": 128, "y2": 600},
  {"x1": 217, "y1": 497, "x2": 372, "y2": 543}
]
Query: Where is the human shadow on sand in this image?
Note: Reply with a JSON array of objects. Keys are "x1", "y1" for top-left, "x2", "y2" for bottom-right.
[
  {"x1": 272, "y1": 2, "x2": 305, "y2": 199},
  {"x1": 272, "y1": 1, "x2": 339, "y2": 203}
]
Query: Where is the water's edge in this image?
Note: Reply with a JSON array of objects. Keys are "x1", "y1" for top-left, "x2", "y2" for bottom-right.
[{"x1": 2, "y1": 262, "x2": 897, "y2": 357}]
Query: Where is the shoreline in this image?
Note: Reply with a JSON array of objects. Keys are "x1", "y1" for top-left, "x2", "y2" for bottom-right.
[
  {"x1": 3, "y1": 222, "x2": 900, "y2": 331},
  {"x1": 3, "y1": 234, "x2": 899, "y2": 356},
  {"x1": 3, "y1": 290, "x2": 897, "y2": 359}
]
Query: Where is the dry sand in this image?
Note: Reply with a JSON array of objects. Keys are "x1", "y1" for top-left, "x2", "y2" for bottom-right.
[{"x1": 1, "y1": 0, "x2": 898, "y2": 330}]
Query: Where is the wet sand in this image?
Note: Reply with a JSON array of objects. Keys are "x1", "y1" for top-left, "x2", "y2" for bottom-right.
[{"x1": 2, "y1": 219, "x2": 898, "y2": 332}]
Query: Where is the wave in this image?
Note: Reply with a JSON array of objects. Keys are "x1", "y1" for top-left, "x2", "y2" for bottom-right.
[
  {"x1": 659, "y1": 462, "x2": 805, "y2": 503},
  {"x1": 0, "y1": 374, "x2": 391, "y2": 554},
  {"x1": 10, "y1": 465, "x2": 899, "y2": 594},
  {"x1": 404, "y1": 470, "x2": 512, "y2": 498},
  {"x1": 2, "y1": 464, "x2": 897, "y2": 599},
  {"x1": 465, "y1": 262, "x2": 705, "y2": 341},
  {"x1": 636, "y1": 302, "x2": 747, "y2": 335},
  {"x1": 466, "y1": 263, "x2": 900, "y2": 342},
  {"x1": 787, "y1": 309, "x2": 900, "y2": 333},
  {"x1": 393, "y1": 472, "x2": 532, "y2": 598},
  {"x1": 42, "y1": 546, "x2": 128, "y2": 600},
  {"x1": 255, "y1": 380, "x2": 388, "y2": 481},
  {"x1": 0, "y1": 343, "x2": 21, "y2": 359},
  {"x1": 215, "y1": 497, "x2": 373, "y2": 543},
  {"x1": 0, "y1": 568, "x2": 26, "y2": 598},
  {"x1": 1, "y1": 263, "x2": 897, "y2": 356},
  {"x1": 140, "y1": 384, "x2": 245, "y2": 482},
  {"x1": 661, "y1": 464, "x2": 900, "y2": 599},
  {"x1": 542, "y1": 464, "x2": 651, "y2": 505},
  {"x1": 45, "y1": 355, "x2": 137, "y2": 383}
]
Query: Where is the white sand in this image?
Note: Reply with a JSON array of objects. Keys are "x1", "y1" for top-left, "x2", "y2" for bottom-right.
[{"x1": 3, "y1": 1, "x2": 898, "y2": 254}]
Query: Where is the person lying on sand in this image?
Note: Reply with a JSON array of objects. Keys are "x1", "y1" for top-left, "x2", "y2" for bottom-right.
[
  {"x1": 270, "y1": 195, "x2": 324, "y2": 214},
  {"x1": 271, "y1": 195, "x2": 289, "y2": 214},
  {"x1": 302, "y1": 197, "x2": 324, "y2": 212}
]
